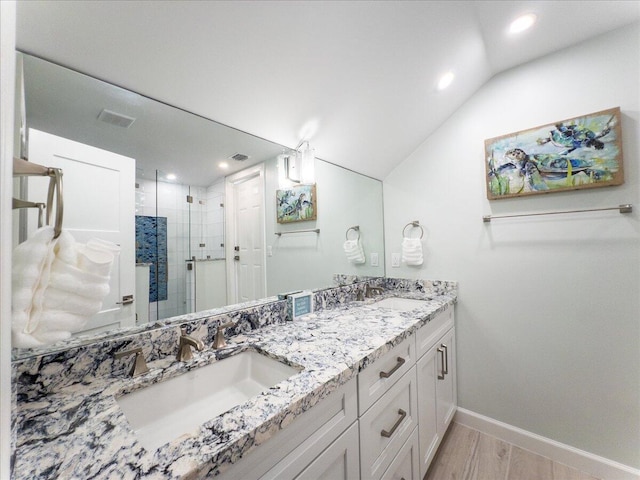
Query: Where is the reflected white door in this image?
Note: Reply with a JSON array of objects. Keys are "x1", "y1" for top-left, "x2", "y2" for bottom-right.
[
  {"x1": 225, "y1": 165, "x2": 266, "y2": 304},
  {"x1": 27, "y1": 128, "x2": 136, "y2": 335}
]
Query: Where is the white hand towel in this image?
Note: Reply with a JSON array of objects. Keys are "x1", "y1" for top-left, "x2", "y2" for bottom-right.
[
  {"x1": 401, "y1": 237, "x2": 423, "y2": 266},
  {"x1": 343, "y1": 239, "x2": 366, "y2": 264},
  {"x1": 12, "y1": 226, "x2": 120, "y2": 348}
]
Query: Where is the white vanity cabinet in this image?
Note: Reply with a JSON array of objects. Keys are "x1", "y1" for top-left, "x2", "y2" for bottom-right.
[{"x1": 415, "y1": 305, "x2": 457, "y2": 479}]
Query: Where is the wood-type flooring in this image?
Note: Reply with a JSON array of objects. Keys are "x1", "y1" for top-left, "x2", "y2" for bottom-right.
[{"x1": 424, "y1": 423, "x2": 601, "y2": 480}]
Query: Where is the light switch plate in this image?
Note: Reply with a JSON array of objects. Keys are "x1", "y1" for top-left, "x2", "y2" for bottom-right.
[
  {"x1": 267, "y1": 245, "x2": 273, "y2": 257},
  {"x1": 392, "y1": 253, "x2": 400, "y2": 267},
  {"x1": 370, "y1": 252, "x2": 379, "y2": 266}
]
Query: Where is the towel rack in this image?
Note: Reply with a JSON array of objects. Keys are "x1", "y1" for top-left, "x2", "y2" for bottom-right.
[
  {"x1": 402, "y1": 221, "x2": 424, "y2": 239},
  {"x1": 275, "y1": 228, "x2": 320, "y2": 236},
  {"x1": 12, "y1": 157, "x2": 64, "y2": 239},
  {"x1": 346, "y1": 225, "x2": 360, "y2": 241},
  {"x1": 482, "y1": 204, "x2": 632, "y2": 223}
]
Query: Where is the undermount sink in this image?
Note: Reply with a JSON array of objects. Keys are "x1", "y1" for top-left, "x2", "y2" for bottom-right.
[
  {"x1": 373, "y1": 297, "x2": 428, "y2": 312},
  {"x1": 116, "y1": 350, "x2": 301, "y2": 451}
]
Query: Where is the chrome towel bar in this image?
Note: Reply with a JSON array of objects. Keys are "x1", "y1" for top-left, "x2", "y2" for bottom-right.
[
  {"x1": 483, "y1": 204, "x2": 632, "y2": 222},
  {"x1": 13, "y1": 157, "x2": 64, "y2": 238},
  {"x1": 275, "y1": 228, "x2": 320, "y2": 236}
]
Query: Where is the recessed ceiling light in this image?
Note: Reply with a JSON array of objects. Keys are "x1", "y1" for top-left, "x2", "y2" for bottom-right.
[
  {"x1": 165, "y1": 173, "x2": 176, "y2": 180},
  {"x1": 509, "y1": 13, "x2": 537, "y2": 34},
  {"x1": 219, "y1": 161, "x2": 229, "y2": 169},
  {"x1": 437, "y1": 71, "x2": 455, "y2": 90}
]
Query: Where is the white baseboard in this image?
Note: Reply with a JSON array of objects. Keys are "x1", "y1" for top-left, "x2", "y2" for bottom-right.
[{"x1": 455, "y1": 408, "x2": 640, "y2": 480}]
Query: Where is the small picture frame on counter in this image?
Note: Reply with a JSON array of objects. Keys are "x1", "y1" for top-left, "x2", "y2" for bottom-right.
[{"x1": 285, "y1": 290, "x2": 314, "y2": 321}]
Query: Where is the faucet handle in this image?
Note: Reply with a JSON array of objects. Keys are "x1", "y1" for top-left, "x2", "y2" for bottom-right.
[
  {"x1": 213, "y1": 321, "x2": 235, "y2": 349},
  {"x1": 115, "y1": 347, "x2": 149, "y2": 377}
]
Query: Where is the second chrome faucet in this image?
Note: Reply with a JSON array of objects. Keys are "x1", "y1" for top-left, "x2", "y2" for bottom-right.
[{"x1": 176, "y1": 327, "x2": 205, "y2": 362}]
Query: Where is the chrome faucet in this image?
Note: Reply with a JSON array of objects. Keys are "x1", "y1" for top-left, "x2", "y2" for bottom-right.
[
  {"x1": 213, "y1": 321, "x2": 235, "y2": 349},
  {"x1": 364, "y1": 284, "x2": 384, "y2": 298},
  {"x1": 176, "y1": 328, "x2": 205, "y2": 361}
]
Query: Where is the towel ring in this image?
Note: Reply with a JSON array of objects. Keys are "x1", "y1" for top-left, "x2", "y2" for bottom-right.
[
  {"x1": 402, "y1": 221, "x2": 424, "y2": 239},
  {"x1": 346, "y1": 225, "x2": 360, "y2": 241}
]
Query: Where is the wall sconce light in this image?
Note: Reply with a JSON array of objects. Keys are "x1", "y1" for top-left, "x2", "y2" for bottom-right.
[
  {"x1": 278, "y1": 151, "x2": 300, "y2": 186},
  {"x1": 277, "y1": 141, "x2": 316, "y2": 188},
  {"x1": 298, "y1": 141, "x2": 315, "y2": 184}
]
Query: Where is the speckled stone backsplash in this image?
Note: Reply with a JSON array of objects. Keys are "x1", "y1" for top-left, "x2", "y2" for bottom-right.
[
  {"x1": 13, "y1": 300, "x2": 287, "y2": 401},
  {"x1": 12, "y1": 277, "x2": 399, "y2": 401},
  {"x1": 333, "y1": 274, "x2": 457, "y2": 296}
]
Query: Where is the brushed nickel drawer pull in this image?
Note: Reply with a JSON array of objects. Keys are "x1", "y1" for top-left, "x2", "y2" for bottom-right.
[
  {"x1": 379, "y1": 356, "x2": 406, "y2": 379},
  {"x1": 441, "y1": 344, "x2": 449, "y2": 375},
  {"x1": 381, "y1": 408, "x2": 407, "y2": 438},
  {"x1": 437, "y1": 347, "x2": 445, "y2": 380}
]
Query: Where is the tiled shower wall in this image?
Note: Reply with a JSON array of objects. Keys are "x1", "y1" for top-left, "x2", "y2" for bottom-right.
[{"x1": 135, "y1": 178, "x2": 226, "y2": 321}]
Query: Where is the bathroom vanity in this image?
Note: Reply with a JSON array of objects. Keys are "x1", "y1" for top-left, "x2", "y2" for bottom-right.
[{"x1": 11, "y1": 278, "x2": 457, "y2": 479}]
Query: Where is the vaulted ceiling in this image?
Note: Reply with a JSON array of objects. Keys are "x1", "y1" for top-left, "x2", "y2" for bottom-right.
[{"x1": 16, "y1": 1, "x2": 640, "y2": 180}]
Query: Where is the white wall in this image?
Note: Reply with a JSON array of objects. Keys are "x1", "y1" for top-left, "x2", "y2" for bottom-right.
[
  {"x1": 383, "y1": 23, "x2": 639, "y2": 468},
  {"x1": 265, "y1": 157, "x2": 385, "y2": 295}
]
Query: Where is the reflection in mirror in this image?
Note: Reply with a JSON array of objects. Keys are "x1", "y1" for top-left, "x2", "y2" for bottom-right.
[{"x1": 14, "y1": 52, "x2": 385, "y2": 357}]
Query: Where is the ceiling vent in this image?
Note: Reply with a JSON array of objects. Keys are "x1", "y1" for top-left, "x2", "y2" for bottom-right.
[
  {"x1": 97, "y1": 109, "x2": 136, "y2": 128},
  {"x1": 230, "y1": 153, "x2": 249, "y2": 162}
]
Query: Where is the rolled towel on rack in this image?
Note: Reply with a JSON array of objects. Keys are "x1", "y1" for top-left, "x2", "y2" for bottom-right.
[
  {"x1": 401, "y1": 237, "x2": 423, "y2": 266},
  {"x1": 343, "y1": 239, "x2": 366, "y2": 264},
  {"x1": 12, "y1": 226, "x2": 120, "y2": 348}
]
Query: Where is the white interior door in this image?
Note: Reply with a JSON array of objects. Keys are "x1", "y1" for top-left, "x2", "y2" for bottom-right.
[
  {"x1": 225, "y1": 165, "x2": 266, "y2": 304},
  {"x1": 27, "y1": 128, "x2": 136, "y2": 335}
]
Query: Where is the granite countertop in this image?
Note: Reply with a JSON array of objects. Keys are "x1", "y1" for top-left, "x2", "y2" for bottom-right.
[{"x1": 12, "y1": 289, "x2": 457, "y2": 479}]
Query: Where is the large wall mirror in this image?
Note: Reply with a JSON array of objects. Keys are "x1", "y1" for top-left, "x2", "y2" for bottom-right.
[{"x1": 13, "y1": 53, "x2": 385, "y2": 357}]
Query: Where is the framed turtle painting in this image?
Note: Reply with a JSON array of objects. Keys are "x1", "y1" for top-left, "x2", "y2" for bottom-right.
[
  {"x1": 485, "y1": 107, "x2": 624, "y2": 200},
  {"x1": 276, "y1": 184, "x2": 317, "y2": 223}
]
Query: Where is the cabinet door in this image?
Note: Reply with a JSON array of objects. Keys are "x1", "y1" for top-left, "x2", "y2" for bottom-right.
[
  {"x1": 295, "y1": 422, "x2": 360, "y2": 480},
  {"x1": 416, "y1": 347, "x2": 438, "y2": 478},
  {"x1": 436, "y1": 328, "x2": 456, "y2": 436}
]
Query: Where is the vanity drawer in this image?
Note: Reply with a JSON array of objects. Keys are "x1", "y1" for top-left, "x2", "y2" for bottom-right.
[
  {"x1": 359, "y1": 368, "x2": 418, "y2": 480},
  {"x1": 358, "y1": 336, "x2": 415, "y2": 414},
  {"x1": 380, "y1": 427, "x2": 420, "y2": 480},
  {"x1": 415, "y1": 305, "x2": 453, "y2": 359}
]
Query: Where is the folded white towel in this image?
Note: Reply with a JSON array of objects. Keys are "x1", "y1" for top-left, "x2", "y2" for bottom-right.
[
  {"x1": 343, "y1": 239, "x2": 365, "y2": 264},
  {"x1": 12, "y1": 226, "x2": 120, "y2": 348},
  {"x1": 401, "y1": 237, "x2": 423, "y2": 266}
]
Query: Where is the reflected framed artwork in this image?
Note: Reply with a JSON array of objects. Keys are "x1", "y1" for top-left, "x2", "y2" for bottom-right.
[
  {"x1": 485, "y1": 107, "x2": 624, "y2": 200},
  {"x1": 276, "y1": 184, "x2": 317, "y2": 223}
]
